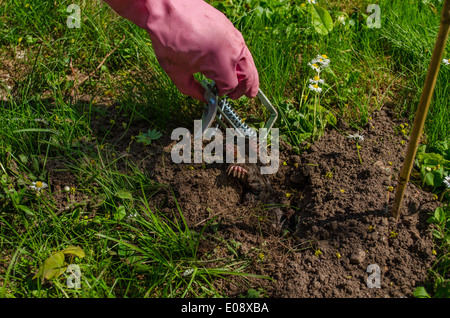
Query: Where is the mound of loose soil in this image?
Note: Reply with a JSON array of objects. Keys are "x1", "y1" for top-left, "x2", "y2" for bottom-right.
[
  {"x1": 151, "y1": 108, "x2": 440, "y2": 298},
  {"x1": 48, "y1": 103, "x2": 440, "y2": 298}
]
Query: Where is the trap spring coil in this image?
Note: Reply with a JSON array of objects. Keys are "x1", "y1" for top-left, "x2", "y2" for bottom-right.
[
  {"x1": 218, "y1": 98, "x2": 257, "y2": 139},
  {"x1": 199, "y1": 79, "x2": 277, "y2": 141}
]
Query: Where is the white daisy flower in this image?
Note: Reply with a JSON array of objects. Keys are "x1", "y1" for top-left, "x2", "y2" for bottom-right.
[
  {"x1": 309, "y1": 83, "x2": 322, "y2": 93},
  {"x1": 34, "y1": 118, "x2": 49, "y2": 125},
  {"x1": 309, "y1": 76, "x2": 325, "y2": 85},
  {"x1": 183, "y1": 268, "x2": 195, "y2": 276},
  {"x1": 308, "y1": 62, "x2": 321, "y2": 73},
  {"x1": 307, "y1": 0, "x2": 316, "y2": 4},
  {"x1": 338, "y1": 15, "x2": 346, "y2": 25},
  {"x1": 443, "y1": 58, "x2": 450, "y2": 65},
  {"x1": 308, "y1": 55, "x2": 330, "y2": 73},
  {"x1": 314, "y1": 54, "x2": 331, "y2": 68},
  {"x1": 444, "y1": 176, "x2": 450, "y2": 188},
  {"x1": 124, "y1": 210, "x2": 139, "y2": 223},
  {"x1": 347, "y1": 133, "x2": 364, "y2": 142},
  {"x1": 30, "y1": 181, "x2": 48, "y2": 192},
  {"x1": 15, "y1": 50, "x2": 25, "y2": 59}
]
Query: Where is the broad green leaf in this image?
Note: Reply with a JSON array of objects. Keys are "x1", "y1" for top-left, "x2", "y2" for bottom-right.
[
  {"x1": 424, "y1": 172, "x2": 434, "y2": 187},
  {"x1": 433, "y1": 168, "x2": 444, "y2": 187},
  {"x1": 418, "y1": 152, "x2": 443, "y2": 165},
  {"x1": 33, "y1": 251, "x2": 66, "y2": 280},
  {"x1": 434, "y1": 207, "x2": 445, "y2": 224},
  {"x1": 309, "y1": 5, "x2": 333, "y2": 35},
  {"x1": 413, "y1": 286, "x2": 430, "y2": 298},
  {"x1": 115, "y1": 189, "x2": 133, "y2": 200},
  {"x1": 245, "y1": 288, "x2": 261, "y2": 298},
  {"x1": 18, "y1": 154, "x2": 28, "y2": 164},
  {"x1": 61, "y1": 246, "x2": 86, "y2": 258},
  {"x1": 254, "y1": 6, "x2": 264, "y2": 18},
  {"x1": 114, "y1": 205, "x2": 127, "y2": 221}
]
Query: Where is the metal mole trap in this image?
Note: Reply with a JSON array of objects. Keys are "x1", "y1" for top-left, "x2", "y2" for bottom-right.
[{"x1": 196, "y1": 79, "x2": 278, "y2": 141}]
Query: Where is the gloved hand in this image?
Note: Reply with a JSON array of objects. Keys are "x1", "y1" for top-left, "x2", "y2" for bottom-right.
[{"x1": 104, "y1": 0, "x2": 259, "y2": 102}]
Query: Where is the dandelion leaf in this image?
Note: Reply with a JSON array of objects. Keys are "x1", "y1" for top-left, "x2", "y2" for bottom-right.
[
  {"x1": 61, "y1": 245, "x2": 86, "y2": 258},
  {"x1": 33, "y1": 251, "x2": 66, "y2": 280},
  {"x1": 309, "y1": 5, "x2": 334, "y2": 35},
  {"x1": 424, "y1": 172, "x2": 435, "y2": 187},
  {"x1": 413, "y1": 286, "x2": 430, "y2": 298},
  {"x1": 245, "y1": 288, "x2": 261, "y2": 298},
  {"x1": 114, "y1": 205, "x2": 127, "y2": 221},
  {"x1": 18, "y1": 154, "x2": 28, "y2": 164}
]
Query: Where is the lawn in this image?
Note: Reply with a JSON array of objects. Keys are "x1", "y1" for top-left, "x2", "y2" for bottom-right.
[{"x1": 0, "y1": 0, "x2": 449, "y2": 298}]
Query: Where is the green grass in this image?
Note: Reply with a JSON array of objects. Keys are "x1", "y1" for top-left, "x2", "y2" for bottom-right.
[
  {"x1": 415, "y1": 203, "x2": 450, "y2": 298},
  {"x1": 0, "y1": 0, "x2": 265, "y2": 298},
  {"x1": 1, "y1": 0, "x2": 449, "y2": 297},
  {"x1": 211, "y1": 0, "x2": 406, "y2": 147},
  {"x1": 378, "y1": 0, "x2": 450, "y2": 145}
]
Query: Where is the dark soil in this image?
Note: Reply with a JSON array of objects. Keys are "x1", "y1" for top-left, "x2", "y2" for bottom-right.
[{"x1": 50, "y1": 103, "x2": 440, "y2": 298}]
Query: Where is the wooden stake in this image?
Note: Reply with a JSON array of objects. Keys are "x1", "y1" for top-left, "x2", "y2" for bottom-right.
[{"x1": 391, "y1": 0, "x2": 450, "y2": 219}]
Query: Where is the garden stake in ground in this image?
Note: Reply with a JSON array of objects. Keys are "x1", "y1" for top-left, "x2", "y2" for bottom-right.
[{"x1": 392, "y1": 0, "x2": 450, "y2": 219}]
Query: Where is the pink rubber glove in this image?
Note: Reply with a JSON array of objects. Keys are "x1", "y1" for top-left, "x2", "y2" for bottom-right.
[{"x1": 104, "y1": 0, "x2": 259, "y2": 102}]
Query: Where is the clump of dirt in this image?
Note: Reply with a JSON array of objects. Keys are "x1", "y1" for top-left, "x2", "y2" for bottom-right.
[{"x1": 46, "y1": 102, "x2": 440, "y2": 297}]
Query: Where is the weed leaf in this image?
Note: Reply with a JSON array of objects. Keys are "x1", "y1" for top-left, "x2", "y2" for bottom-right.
[
  {"x1": 61, "y1": 246, "x2": 86, "y2": 258},
  {"x1": 309, "y1": 5, "x2": 333, "y2": 35},
  {"x1": 114, "y1": 205, "x2": 127, "y2": 221},
  {"x1": 33, "y1": 251, "x2": 66, "y2": 280},
  {"x1": 413, "y1": 286, "x2": 430, "y2": 298},
  {"x1": 136, "y1": 128, "x2": 162, "y2": 146}
]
